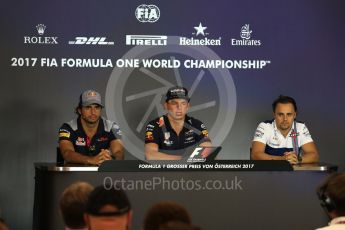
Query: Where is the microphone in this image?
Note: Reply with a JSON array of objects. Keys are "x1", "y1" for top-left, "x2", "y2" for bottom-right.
[{"x1": 291, "y1": 121, "x2": 302, "y2": 162}]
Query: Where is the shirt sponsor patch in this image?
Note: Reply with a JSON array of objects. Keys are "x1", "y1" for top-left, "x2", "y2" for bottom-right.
[
  {"x1": 157, "y1": 117, "x2": 164, "y2": 127},
  {"x1": 185, "y1": 136, "x2": 195, "y2": 143},
  {"x1": 202, "y1": 130, "x2": 209, "y2": 137},
  {"x1": 111, "y1": 125, "x2": 122, "y2": 137},
  {"x1": 302, "y1": 126, "x2": 311, "y2": 137},
  {"x1": 146, "y1": 131, "x2": 154, "y2": 141},
  {"x1": 76, "y1": 137, "x2": 86, "y2": 146},
  {"x1": 268, "y1": 140, "x2": 280, "y2": 147},
  {"x1": 185, "y1": 130, "x2": 194, "y2": 136},
  {"x1": 115, "y1": 129, "x2": 122, "y2": 137},
  {"x1": 164, "y1": 139, "x2": 173, "y2": 146},
  {"x1": 164, "y1": 132, "x2": 170, "y2": 140},
  {"x1": 97, "y1": 137, "x2": 109, "y2": 142},
  {"x1": 254, "y1": 130, "x2": 264, "y2": 138},
  {"x1": 146, "y1": 124, "x2": 155, "y2": 132},
  {"x1": 59, "y1": 132, "x2": 70, "y2": 138},
  {"x1": 289, "y1": 132, "x2": 299, "y2": 138}
]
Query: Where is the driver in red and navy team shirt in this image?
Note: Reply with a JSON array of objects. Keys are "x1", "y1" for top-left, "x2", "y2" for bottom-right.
[
  {"x1": 145, "y1": 86, "x2": 212, "y2": 160},
  {"x1": 58, "y1": 90, "x2": 123, "y2": 165},
  {"x1": 251, "y1": 95, "x2": 319, "y2": 164}
]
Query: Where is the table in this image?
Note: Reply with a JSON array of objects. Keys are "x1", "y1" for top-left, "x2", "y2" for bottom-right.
[{"x1": 33, "y1": 161, "x2": 337, "y2": 230}]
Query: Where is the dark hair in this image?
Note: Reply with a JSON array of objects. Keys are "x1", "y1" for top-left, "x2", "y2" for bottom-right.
[
  {"x1": 317, "y1": 173, "x2": 345, "y2": 216},
  {"x1": 0, "y1": 218, "x2": 6, "y2": 225},
  {"x1": 144, "y1": 201, "x2": 191, "y2": 230},
  {"x1": 74, "y1": 94, "x2": 83, "y2": 115},
  {"x1": 59, "y1": 182, "x2": 94, "y2": 229},
  {"x1": 272, "y1": 95, "x2": 297, "y2": 112},
  {"x1": 86, "y1": 185, "x2": 131, "y2": 216},
  {"x1": 75, "y1": 106, "x2": 81, "y2": 116},
  {"x1": 0, "y1": 217, "x2": 8, "y2": 230}
]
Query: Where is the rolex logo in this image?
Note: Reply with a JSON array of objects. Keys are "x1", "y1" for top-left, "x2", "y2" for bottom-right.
[
  {"x1": 24, "y1": 24, "x2": 58, "y2": 44},
  {"x1": 36, "y1": 24, "x2": 46, "y2": 35}
]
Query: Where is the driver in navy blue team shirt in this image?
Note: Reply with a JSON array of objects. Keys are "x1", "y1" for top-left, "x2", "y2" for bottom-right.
[
  {"x1": 59, "y1": 90, "x2": 123, "y2": 165},
  {"x1": 145, "y1": 86, "x2": 212, "y2": 160}
]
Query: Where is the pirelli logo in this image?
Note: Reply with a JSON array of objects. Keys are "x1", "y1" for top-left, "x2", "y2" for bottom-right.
[{"x1": 126, "y1": 35, "x2": 167, "y2": 46}]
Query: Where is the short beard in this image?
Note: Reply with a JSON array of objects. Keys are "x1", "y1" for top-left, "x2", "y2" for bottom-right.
[
  {"x1": 82, "y1": 117, "x2": 99, "y2": 126},
  {"x1": 278, "y1": 124, "x2": 291, "y2": 132}
]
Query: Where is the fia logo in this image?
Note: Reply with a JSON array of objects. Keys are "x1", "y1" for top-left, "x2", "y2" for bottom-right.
[
  {"x1": 240, "y1": 24, "x2": 252, "y2": 40},
  {"x1": 135, "y1": 4, "x2": 160, "y2": 23}
]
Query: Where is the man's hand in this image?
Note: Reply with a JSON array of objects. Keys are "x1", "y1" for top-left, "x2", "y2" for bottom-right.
[
  {"x1": 284, "y1": 151, "x2": 298, "y2": 165},
  {"x1": 199, "y1": 142, "x2": 213, "y2": 158},
  {"x1": 89, "y1": 149, "x2": 112, "y2": 166}
]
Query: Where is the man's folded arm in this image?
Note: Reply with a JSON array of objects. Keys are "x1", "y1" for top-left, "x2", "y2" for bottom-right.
[
  {"x1": 300, "y1": 142, "x2": 319, "y2": 163},
  {"x1": 145, "y1": 143, "x2": 182, "y2": 160},
  {"x1": 59, "y1": 140, "x2": 92, "y2": 164},
  {"x1": 251, "y1": 141, "x2": 285, "y2": 160},
  {"x1": 110, "y1": 139, "x2": 124, "y2": 160}
]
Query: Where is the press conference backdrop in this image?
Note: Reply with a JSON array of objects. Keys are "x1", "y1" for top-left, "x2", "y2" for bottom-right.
[{"x1": 0, "y1": 0, "x2": 345, "y2": 229}]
